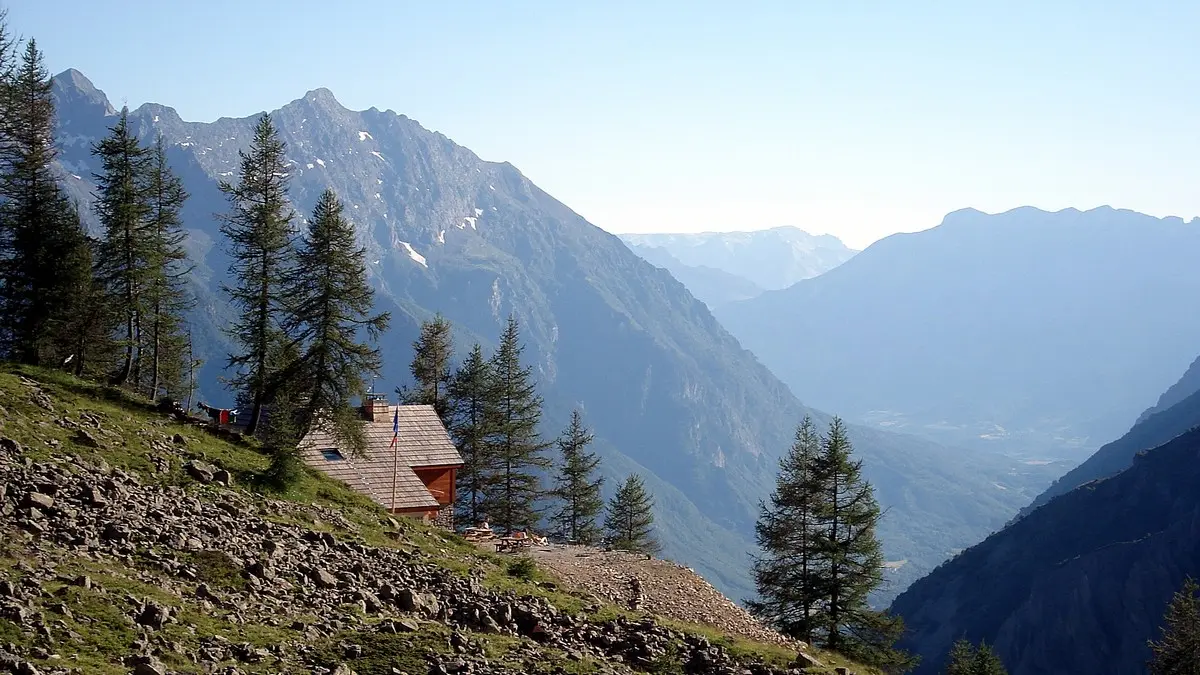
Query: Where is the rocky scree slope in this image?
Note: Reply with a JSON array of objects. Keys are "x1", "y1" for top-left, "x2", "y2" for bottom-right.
[
  {"x1": 50, "y1": 68, "x2": 1060, "y2": 604},
  {"x1": 0, "y1": 366, "x2": 865, "y2": 675}
]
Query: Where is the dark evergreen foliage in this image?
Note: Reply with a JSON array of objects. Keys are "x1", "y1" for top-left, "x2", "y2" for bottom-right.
[
  {"x1": 279, "y1": 188, "x2": 389, "y2": 464},
  {"x1": 943, "y1": 639, "x2": 1008, "y2": 675},
  {"x1": 482, "y1": 315, "x2": 552, "y2": 534},
  {"x1": 91, "y1": 107, "x2": 151, "y2": 385},
  {"x1": 217, "y1": 113, "x2": 295, "y2": 436},
  {"x1": 1149, "y1": 577, "x2": 1200, "y2": 675},
  {"x1": 405, "y1": 314, "x2": 454, "y2": 428},
  {"x1": 751, "y1": 416, "x2": 913, "y2": 671},
  {"x1": 549, "y1": 409, "x2": 604, "y2": 544},
  {"x1": 448, "y1": 342, "x2": 499, "y2": 527},
  {"x1": 139, "y1": 134, "x2": 193, "y2": 399},
  {"x1": 748, "y1": 415, "x2": 826, "y2": 643},
  {"x1": 604, "y1": 473, "x2": 659, "y2": 555},
  {"x1": 0, "y1": 39, "x2": 82, "y2": 366}
]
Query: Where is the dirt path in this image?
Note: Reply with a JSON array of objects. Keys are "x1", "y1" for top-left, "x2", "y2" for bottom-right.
[{"x1": 526, "y1": 544, "x2": 799, "y2": 648}]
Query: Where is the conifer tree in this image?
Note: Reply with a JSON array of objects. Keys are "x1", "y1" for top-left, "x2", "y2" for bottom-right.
[
  {"x1": 92, "y1": 107, "x2": 152, "y2": 385},
  {"x1": 218, "y1": 113, "x2": 295, "y2": 435},
  {"x1": 45, "y1": 201, "x2": 115, "y2": 373},
  {"x1": 483, "y1": 315, "x2": 552, "y2": 534},
  {"x1": 549, "y1": 409, "x2": 604, "y2": 544},
  {"x1": 750, "y1": 416, "x2": 914, "y2": 670},
  {"x1": 405, "y1": 314, "x2": 454, "y2": 427},
  {"x1": 280, "y1": 188, "x2": 389, "y2": 466},
  {"x1": 944, "y1": 639, "x2": 1008, "y2": 675},
  {"x1": 140, "y1": 134, "x2": 192, "y2": 398},
  {"x1": 0, "y1": 40, "x2": 84, "y2": 365},
  {"x1": 1149, "y1": 577, "x2": 1200, "y2": 675},
  {"x1": 604, "y1": 473, "x2": 659, "y2": 555},
  {"x1": 748, "y1": 415, "x2": 827, "y2": 644},
  {"x1": 448, "y1": 343, "x2": 499, "y2": 526},
  {"x1": 814, "y1": 418, "x2": 914, "y2": 670}
]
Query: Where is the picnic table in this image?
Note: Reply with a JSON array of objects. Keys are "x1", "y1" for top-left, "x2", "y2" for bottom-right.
[{"x1": 495, "y1": 536, "x2": 533, "y2": 553}]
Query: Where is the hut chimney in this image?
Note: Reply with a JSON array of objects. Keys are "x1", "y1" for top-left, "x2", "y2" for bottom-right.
[{"x1": 363, "y1": 392, "x2": 391, "y2": 422}]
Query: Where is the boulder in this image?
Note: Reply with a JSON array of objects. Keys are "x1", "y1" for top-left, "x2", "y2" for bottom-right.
[
  {"x1": 184, "y1": 459, "x2": 216, "y2": 484},
  {"x1": 21, "y1": 492, "x2": 53, "y2": 510}
]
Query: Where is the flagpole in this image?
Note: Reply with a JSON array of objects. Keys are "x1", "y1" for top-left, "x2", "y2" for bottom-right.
[{"x1": 390, "y1": 404, "x2": 399, "y2": 513}]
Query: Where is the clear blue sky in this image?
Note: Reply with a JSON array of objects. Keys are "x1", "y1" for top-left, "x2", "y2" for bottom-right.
[{"x1": 11, "y1": 1, "x2": 1200, "y2": 248}]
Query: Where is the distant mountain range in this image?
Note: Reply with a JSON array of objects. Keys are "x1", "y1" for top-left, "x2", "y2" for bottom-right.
[
  {"x1": 716, "y1": 206, "x2": 1200, "y2": 458},
  {"x1": 620, "y1": 243, "x2": 766, "y2": 309},
  {"x1": 51, "y1": 69, "x2": 1060, "y2": 604},
  {"x1": 890, "y1": 354, "x2": 1200, "y2": 674},
  {"x1": 619, "y1": 227, "x2": 857, "y2": 292}
]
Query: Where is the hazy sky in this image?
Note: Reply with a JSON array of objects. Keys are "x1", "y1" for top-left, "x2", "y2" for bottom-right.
[{"x1": 11, "y1": 1, "x2": 1200, "y2": 248}]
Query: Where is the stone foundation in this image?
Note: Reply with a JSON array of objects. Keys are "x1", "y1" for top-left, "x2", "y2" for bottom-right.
[{"x1": 433, "y1": 504, "x2": 454, "y2": 530}]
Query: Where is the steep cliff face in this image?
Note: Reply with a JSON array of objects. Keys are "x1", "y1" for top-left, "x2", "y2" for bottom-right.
[{"x1": 890, "y1": 424, "x2": 1200, "y2": 674}]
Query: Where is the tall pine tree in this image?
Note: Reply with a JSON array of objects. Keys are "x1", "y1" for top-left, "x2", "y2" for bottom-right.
[
  {"x1": 751, "y1": 417, "x2": 914, "y2": 671},
  {"x1": 1149, "y1": 577, "x2": 1200, "y2": 675},
  {"x1": 448, "y1": 343, "x2": 499, "y2": 526},
  {"x1": 604, "y1": 473, "x2": 659, "y2": 555},
  {"x1": 92, "y1": 107, "x2": 152, "y2": 385},
  {"x1": 140, "y1": 134, "x2": 192, "y2": 398},
  {"x1": 549, "y1": 409, "x2": 604, "y2": 544},
  {"x1": 748, "y1": 415, "x2": 827, "y2": 644},
  {"x1": 0, "y1": 39, "x2": 85, "y2": 366},
  {"x1": 814, "y1": 418, "x2": 913, "y2": 671},
  {"x1": 483, "y1": 315, "x2": 551, "y2": 534},
  {"x1": 280, "y1": 189, "x2": 389, "y2": 465},
  {"x1": 219, "y1": 113, "x2": 295, "y2": 435},
  {"x1": 405, "y1": 314, "x2": 454, "y2": 428},
  {"x1": 44, "y1": 200, "x2": 114, "y2": 372}
]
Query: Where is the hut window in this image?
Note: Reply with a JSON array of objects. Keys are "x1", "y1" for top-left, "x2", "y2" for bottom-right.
[{"x1": 320, "y1": 448, "x2": 344, "y2": 461}]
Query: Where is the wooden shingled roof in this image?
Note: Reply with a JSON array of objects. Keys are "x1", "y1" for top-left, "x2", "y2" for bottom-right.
[{"x1": 298, "y1": 404, "x2": 462, "y2": 511}]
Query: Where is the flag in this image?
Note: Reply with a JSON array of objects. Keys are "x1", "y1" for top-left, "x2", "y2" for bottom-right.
[{"x1": 390, "y1": 408, "x2": 399, "y2": 448}]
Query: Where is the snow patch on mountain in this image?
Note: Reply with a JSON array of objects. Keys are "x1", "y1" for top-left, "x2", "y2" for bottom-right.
[{"x1": 399, "y1": 241, "x2": 427, "y2": 267}]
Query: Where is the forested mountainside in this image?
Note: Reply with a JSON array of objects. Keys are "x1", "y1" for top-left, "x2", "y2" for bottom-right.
[
  {"x1": 619, "y1": 227, "x2": 856, "y2": 291},
  {"x1": 890, "y1": 416, "x2": 1200, "y2": 674},
  {"x1": 1021, "y1": 353, "x2": 1200, "y2": 516},
  {"x1": 52, "y1": 69, "x2": 1060, "y2": 603},
  {"x1": 716, "y1": 206, "x2": 1200, "y2": 458}
]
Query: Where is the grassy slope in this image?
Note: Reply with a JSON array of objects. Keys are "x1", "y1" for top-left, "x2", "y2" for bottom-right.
[{"x1": 0, "y1": 364, "x2": 870, "y2": 675}]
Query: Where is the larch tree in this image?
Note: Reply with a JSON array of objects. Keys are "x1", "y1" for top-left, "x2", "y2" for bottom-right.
[
  {"x1": 483, "y1": 315, "x2": 551, "y2": 534},
  {"x1": 278, "y1": 188, "x2": 389, "y2": 474},
  {"x1": 1148, "y1": 577, "x2": 1200, "y2": 675},
  {"x1": 549, "y1": 409, "x2": 604, "y2": 544},
  {"x1": 92, "y1": 107, "x2": 152, "y2": 386},
  {"x1": 218, "y1": 113, "x2": 295, "y2": 436},
  {"x1": 44, "y1": 200, "x2": 114, "y2": 373},
  {"x1": 748, "y1": 415, "x2": 827, "y2": 644},
  {"x1": 405, "y1": 314, "x2": 454, "y2": 428},
  {"x1": 448, "y1": 342, "x2": 499, "y2": 526},
  {"x1": 814, "y1": 417, "x2": 914, "y2": 671},
  {"x1": 944, "y1": 639, "x2": 1008, "y2": 675},
  {"x1": 140, "y1": 134, "x2": 192, "y2": 399},
  {"x1": 604, "y1": 473, "x2": 660, "y2": 555},
  {"x1": 0, "y1": 39, "x2": 85, "y2": 366}
]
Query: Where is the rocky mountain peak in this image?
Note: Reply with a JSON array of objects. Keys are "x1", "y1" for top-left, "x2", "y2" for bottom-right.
[{"x1": 51, "y1": 68, "x2": 115, "y2": 117}]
